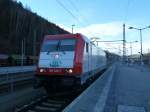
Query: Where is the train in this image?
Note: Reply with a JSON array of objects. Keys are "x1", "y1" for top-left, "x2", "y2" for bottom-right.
[
  {"x1": 35, "y1": 33, "x2": 115, "y2": 93},
  {"x1": 0, "y1": 54, "x2": 37, "y2": 66}
]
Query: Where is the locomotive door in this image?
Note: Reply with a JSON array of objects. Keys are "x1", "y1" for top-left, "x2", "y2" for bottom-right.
[
  {"x1": 86, "y1": 42, "x2": 90, "y2": 72},
  {"x1": 89, "y1": 43, "x2": 92, "y2": 74}
]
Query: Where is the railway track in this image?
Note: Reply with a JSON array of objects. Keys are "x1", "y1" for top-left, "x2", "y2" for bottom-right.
[
  {"x1": 14, "y1": 90, "x2": 81, "y2": 112},
  {"x1": 14, "y1": 68, "x2": 107, "y2": 112}
]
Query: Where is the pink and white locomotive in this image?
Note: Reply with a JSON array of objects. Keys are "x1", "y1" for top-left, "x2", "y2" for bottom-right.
[{"x1": 36, "y1": 33, "x2": 106, "y2": 92}]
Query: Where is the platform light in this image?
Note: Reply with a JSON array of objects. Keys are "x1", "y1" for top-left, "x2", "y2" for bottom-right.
[{"x1": 128, "y1": 25, "x2": 150, "y2": 65}]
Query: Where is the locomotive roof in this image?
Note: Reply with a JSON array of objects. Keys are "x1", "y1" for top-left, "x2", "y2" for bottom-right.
[
  {"x1": 45, "y1": 33, "x2": 92, "y2": 44},
  {"x1": 45, "y1": 33, "x2": 100, "y2": 49}
]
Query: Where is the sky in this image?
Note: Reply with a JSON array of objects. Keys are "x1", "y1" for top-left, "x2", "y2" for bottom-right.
[{"x1": 17, "y1": 0, "x2": 150, "y2": 55}]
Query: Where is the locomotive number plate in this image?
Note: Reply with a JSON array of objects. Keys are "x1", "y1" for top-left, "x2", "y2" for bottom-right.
[{"x1": 49, "y1": 69, "x2": 62, "y2": 72}]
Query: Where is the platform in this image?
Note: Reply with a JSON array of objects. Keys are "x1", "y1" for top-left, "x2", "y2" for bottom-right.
[
  {"x1": 0, "y1": 66, "x2": 35, "y2": 74},
  {"x1": 63, "y1": 64, "x2": 150, "y2": 112}
]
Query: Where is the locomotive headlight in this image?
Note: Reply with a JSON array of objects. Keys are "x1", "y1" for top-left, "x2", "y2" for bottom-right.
[
  {"x1": 68, "y1": 69, "x2": 73, "y2": 73},
  {"x1": 55, "y1": 54, "x2": 59, "y2": 59},
  {"x1": 40, "y1": 69, "x2": 44, "y2": 72}
]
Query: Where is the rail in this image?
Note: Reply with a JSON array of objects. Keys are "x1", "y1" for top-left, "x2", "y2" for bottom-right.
[{"x1": 15, "y1": 91, "x2": 80, "y2": 112}]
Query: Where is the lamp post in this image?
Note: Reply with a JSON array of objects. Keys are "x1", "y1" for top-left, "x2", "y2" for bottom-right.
[
  {"x1": 129, "y1": 26, "x2": 150, "y2": 65},
  {"x1": 72, "y1": 24, "x2": 75, "y2": 34}
]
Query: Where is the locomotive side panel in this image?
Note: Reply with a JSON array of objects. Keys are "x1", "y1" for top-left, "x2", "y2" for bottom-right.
[
  {"x1": 90, "y1": 43, "x2": 106, "y2": 73},
  {"x1": 81, "y1": 35, "x2": 107, "y2": 84},
  {"x1": 82, "y1": 42, "x2": 89, "y2": 73}
]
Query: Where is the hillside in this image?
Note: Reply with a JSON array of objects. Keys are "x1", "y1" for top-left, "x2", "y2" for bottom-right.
[{"x1": 0, "y1": 0, "x2": 69, "y2": 56}]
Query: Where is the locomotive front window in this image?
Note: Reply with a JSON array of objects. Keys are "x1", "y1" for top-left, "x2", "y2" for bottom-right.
[
  {"x1": 41, "y1": 40, "x2": 59, "y2": 52},
  {"x1": 60, "y1": 39, "x2": 76, "y2": 51},
  {"x1": 41, "y1": 39, "x2": 76, "y2": 52}
]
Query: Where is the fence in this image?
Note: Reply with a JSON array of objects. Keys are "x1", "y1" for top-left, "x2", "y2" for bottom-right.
[{"x1": 0, "y1": 66, "x2": 36, "y2": 94}]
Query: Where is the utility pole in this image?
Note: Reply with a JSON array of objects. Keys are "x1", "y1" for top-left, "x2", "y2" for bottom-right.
[
  {"x1": 148, "y1": 49, "x2": 150, "y2": 65},
  {"x1": 128, "y1": 41, "x2": 138, "y2": 58},
  {"x1": 118, "y1": 45, "x2": 121, "y2": 55},
  {"x1": 139, "y1": 29, "x2": 143, "y2": 65},
  {"x1": 130, "y1": 42, "x2": 132, "y2": 56},
  {"x1": 96, "y1": 41, "x2": 98, "y2": 46},
  {"x1": 33, "y1": 30, "x2": 36, "y2": 64},
  {"x1": 123, "y1": 24, "x2": 126, "y2": 63},
  {"x1": 21, "y1": 38, "x2": 24, "y2": 66},
  {"x1": 23, "y1": 37, "x2": 26, "y2": 61},
  {"x1": 72, "y1": 24, "x2": 75, "y2": 34}
]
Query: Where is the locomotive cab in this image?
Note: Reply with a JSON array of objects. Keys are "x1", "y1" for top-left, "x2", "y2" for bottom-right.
[
  {"x1": 35, "y1": 33, "x2": 106, "y2": 93},
  {"x1": 36, "y1": 34, "x2": 84, "y2": 91}
]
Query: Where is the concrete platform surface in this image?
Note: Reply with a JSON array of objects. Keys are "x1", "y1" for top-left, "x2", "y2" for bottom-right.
[
  {"x1": 104, "y1": 64, "x2": 150, "y2": 112},
  {"x1": 63, "y1": 65, "x2": 116, "y2": 112},
  {"x1": 63, "y1": 64, "x2": 150, "y2": 112}
]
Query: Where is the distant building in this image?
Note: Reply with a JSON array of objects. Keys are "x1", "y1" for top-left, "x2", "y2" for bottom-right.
[{"x1": 128, "y1": 53, "x2": 150, "y2": 65}]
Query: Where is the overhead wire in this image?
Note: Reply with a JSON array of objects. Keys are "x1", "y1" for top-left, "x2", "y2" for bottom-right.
[
  {"x1": 66, "y1": 0, "x2": 97, "y2": 37},
  {"x1": 55, "y1": 0, "x2": 79, "y2": 22},
  {"x1": 67, "y1": 0, "x2": 90, "y2": 25},
  {"x1": 55, "y1": 0, "x2": 96, "y2": 37},
  {"x1": 123, "y1": 0, "x2": 131, "y2": 23}
]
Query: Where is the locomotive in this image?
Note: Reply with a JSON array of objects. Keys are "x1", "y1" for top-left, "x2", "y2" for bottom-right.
[{"x1": 35, "y1": 33, "x2": 107, "y2": 92}]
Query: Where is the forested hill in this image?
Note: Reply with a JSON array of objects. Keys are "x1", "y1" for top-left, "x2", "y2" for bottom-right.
[{"x1": 0, "y1": 0, "x2": 69, "y2": 55}]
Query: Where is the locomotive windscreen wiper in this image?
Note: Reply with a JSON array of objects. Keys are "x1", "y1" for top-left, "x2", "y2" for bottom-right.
[
  {"x1": 46, "y1": 40, "x2": 64, "y2": 54},
  {"x1": 57, "y1": 40, "x2": 66, "y2": 54},
  {"x1": 47, "y1": 49, "x2": 51, "y2": 54},
  {"x1": 56, "y1": 40, "x2": 61, "y2": 51}
]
